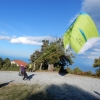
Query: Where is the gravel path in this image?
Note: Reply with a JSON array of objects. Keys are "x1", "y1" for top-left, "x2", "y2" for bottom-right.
[{"x1": 0, "y1": 71, "x2": 100, "y2": 100}]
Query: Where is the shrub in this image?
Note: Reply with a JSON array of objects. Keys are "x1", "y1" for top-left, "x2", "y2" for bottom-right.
[
  {"x1": 96, "y1": 69, "x2": 100, "y2": 77},
  {"x1": 87, "y1": 70, "x2": 92, "y2": 76},
  {"x1": 73, "y1": 67, "x2": 82, "y2": 75},
  {"x1": 66, "y1": 67, "x2": 73, "y2": 74}
]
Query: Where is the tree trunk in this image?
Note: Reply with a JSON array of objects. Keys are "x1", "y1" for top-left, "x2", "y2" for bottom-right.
[
  {"x1": 40, "y1": 63, "x2": 43, "y2": 71},
  {"x1": 48, "y1": 64, "x2": 54, "y2": 71},
  {"x1": 33, "y1": 63, "x2": 36, "y2": 71}
]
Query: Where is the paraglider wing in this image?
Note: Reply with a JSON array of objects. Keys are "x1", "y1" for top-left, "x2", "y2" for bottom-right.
[{"x1": 63, "y1": 12, "x2": 100, "y2": 54}]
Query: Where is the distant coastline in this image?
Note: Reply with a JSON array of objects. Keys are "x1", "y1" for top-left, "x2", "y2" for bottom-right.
[
  {"x1": 0, "y1": 54, "x2": 97, "y2": 74},
  {"x1": 0, "y1": 54, "x2": 30, "y2": 63}
]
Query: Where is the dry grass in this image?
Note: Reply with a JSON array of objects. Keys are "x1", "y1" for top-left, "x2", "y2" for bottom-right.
[
  {"x1": 0, "y1": 83, "x2": 48, "y2": 100},
  {"x1": 0, "y1": 82, "x2": 100, "y2": 100}
]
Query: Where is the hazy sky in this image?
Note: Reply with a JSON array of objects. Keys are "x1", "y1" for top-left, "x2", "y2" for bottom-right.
[{"x1": 0, "y1": 0, "x2": 100, "y2": 72}]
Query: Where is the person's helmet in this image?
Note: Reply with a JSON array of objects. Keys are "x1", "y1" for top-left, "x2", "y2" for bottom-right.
[{"x1": 20, "y1": 64, "x2": 23, "y2": 66}]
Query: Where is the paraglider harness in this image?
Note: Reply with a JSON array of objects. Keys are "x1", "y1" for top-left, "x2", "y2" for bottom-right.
[{"x1": 59, "y1": 55, "x2": 70, "y2": 66}]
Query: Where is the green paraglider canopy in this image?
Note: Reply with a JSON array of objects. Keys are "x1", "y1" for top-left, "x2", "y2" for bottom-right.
[{"x1": 63, "y1": 12, "x2": 100, "y2": 54}]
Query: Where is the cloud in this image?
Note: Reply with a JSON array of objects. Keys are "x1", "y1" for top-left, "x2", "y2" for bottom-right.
[
  {"x1": 0, "y1": 35, "x2": 56, "y2": 45},
  {"x1": 80, "y1": 45, "x2": 100, "y2": 60},
  {"x1": 87, "y1": 55, "x2": 99, "y2": 60},
  {"x1": 81, "y1": 0, "x2": 100, "y2": 30},
  {"x1": 79, "y1": 53, "x2": 98, "y2": 60},
  {"x1": 77, "y1": 41, "x2": 100, "y2": 61},
  {"x1": 0, "y1": 31, "x2": 8, "y2": 35},
  {"x1": 0, "y1": 35, "x2": 11, "y2": 40},
  {"x1": 10, "y1": 36, "x2": 42, "y2": 45},
  {"x1": 93, "y1": 41, "x2": 100, "y2": 46},
  {"x1": 93, "y1": 48, "x2": 100, "y2": 52},
  {"x1": 68, "y1": 0, "x2": 100, "y2": 31}
]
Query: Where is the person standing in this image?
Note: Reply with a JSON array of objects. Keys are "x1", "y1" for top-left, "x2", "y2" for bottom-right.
[
  {"x1": 20, "y1": 64, "x2": 25, "y2": 76},
  {"x1": 23, "y1": 68, "x2": 30, "y2": 80},
  {"x1": 29, "y1": 63, "x2": 32, "y2": 72}
]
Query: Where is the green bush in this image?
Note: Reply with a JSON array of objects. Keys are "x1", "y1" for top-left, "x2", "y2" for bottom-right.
[
  {"x1": 73, "y1": 67, "x2": 82, "y2": 75},
  {"x1": 66, "y1": 67, "x2": 73, "y2": 74},
  {"x1": 87, "y1": 70, "x2": 92, "y2": 76},
  {"x1": 54, "y1": 66, "x2": 60, "y2": 71},
  {"x1": 0, "y1": 64, "x2": 3, "y2": 69},
  {"x1": 96, "y1": 69, "x2": 100, "y2": 77}
]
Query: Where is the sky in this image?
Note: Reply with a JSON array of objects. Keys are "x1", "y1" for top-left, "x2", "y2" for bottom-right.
[{"x1": 0, "y1": 0, "x2": 100, "y2": 73}]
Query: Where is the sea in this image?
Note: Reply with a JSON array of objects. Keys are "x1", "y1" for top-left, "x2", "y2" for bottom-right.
[{"x1": 0, "y1": 54, "x2": 30, "y2": 63}]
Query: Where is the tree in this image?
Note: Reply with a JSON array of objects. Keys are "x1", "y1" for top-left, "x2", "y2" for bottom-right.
[
  {"x1": 93, "y1": 57, "x2": 100, "y2": 76},
  {"x1": 10, "y1": 64, "x2": 19, "y2": 71},
  {"x1": 0, "y1": 57, "x2": 3, "y2": 69},
  {"x1": 30, "y1": 38, "x2": 74, "y2": 71},
  {"x1": 95, "y1": 69, "x2": 100, "y2": 77},
  {"x1": 3, "y1": 58, "x2": 11, "y2": 70},
  {"x1": 93, "y1": 57, "x2": 100, "y2": 69}
]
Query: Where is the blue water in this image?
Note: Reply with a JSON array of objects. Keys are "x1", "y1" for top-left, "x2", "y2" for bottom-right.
[
  {"x1": 68, "y1": 60, "x2": 97, "y2": 74},
  {"x1": 0, "y1": 54, "x2": 30, "y2": 63}
]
